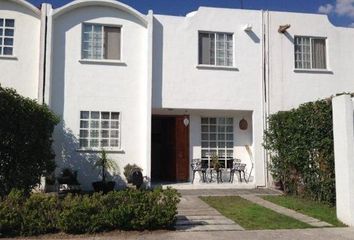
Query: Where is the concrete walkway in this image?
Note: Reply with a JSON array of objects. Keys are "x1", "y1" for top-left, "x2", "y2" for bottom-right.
[
  {"x1": 20, "y1": 227, "x2": 354, "y2": 240},
  {"x1": 240, "y1": 195, "x2": 332, "y2": 227},
  {"x1": 175, "y1": 195, "x2": 244, "y2": 231}
]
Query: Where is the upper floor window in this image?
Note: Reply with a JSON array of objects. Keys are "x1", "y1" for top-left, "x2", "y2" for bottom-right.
[
  {"x1": 82, "y1": 23, "x2": 121, "y2": 60},
  {"x1": 199, "y1": 32, "x2": 233, "y2": 66},
  {"x1": 79, "y1": 111, "x2": 120, "y2": 149},
  {"x1": 0, "y1": 18, "x2": 15, "y2": 56},
  {"x1": 294, "y1": 36, "x2": 326, "y2": 70}
]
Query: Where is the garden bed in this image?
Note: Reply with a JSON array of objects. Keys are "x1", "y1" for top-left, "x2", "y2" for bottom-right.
[{"x1": 0, "y1": 188, "x2": 180, "y2": 237}]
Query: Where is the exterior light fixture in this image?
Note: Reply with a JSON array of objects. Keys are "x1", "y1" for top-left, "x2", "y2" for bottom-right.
[
  {"x1": 239, "y1": 118, "x2": 248, "y2": 130},
  {"x1": 278, "y1": 24, "x2": 291, "y2": 33},
  {"x1": 183, "y1": 116, "x2": 190, "y2": 127}
]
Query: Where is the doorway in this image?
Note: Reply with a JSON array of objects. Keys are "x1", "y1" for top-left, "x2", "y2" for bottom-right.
[{"x1": 151, "y1": 115, "x2": 189, "y2": 182}]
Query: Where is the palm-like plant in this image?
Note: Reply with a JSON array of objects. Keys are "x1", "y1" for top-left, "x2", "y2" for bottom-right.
[{"x1": 94, "y1": 149, "x2": 118, "y2": 183}]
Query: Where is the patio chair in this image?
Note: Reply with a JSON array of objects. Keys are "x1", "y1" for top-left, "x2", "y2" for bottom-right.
[
  {"x1": 191, "y1": 158, "x2": 207, "y2": 183},
  {"x1": 229, "y1": 159, "x2": 248, "y2": 183}
]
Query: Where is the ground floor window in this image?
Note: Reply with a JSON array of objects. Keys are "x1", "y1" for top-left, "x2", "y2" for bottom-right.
[
  {"x1": 201, "y1": 117, "x2": 234, "y2": 168},
  {"x1": 79, "y1": 111, "x2": 120, "y2": 149}
]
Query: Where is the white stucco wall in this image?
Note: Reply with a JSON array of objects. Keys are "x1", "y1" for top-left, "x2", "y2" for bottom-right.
[
  {"x1": 0, "y1": 0, "x2": 41, "y2": 100},
  {"x1": 267, "y1": 11, "x2": 354, "y2": 113},
  {"x1": 152, "y1": 7, "x2": 266, "y2": 186},
  {"x1": 48, "y1": 4, "x2": 149, "y2": 190},
  {"x1": 332, "y1": 94, "x2": 354, "y2": 226}
]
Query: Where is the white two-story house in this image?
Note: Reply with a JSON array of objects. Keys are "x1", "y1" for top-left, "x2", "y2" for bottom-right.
[{"x1": 1, "y1": 0, "x2": 354, "y2": 190}]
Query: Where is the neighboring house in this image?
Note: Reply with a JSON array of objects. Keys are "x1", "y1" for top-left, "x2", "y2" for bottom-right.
[{"x1": 1, "y1": 0, "x2": 353, "y2": 190}]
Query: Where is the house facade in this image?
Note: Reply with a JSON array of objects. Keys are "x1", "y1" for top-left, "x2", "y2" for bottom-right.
[{"x1": 1, "y1": 0, "x2": 354, "y2": 190}]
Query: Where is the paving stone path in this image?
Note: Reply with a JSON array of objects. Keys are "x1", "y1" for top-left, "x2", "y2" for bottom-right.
[
  {"x1": 175, "y1": 195, "x2": 244, "y2": 231},
  {"x1": 240, "y1": 195, "x2": 333, "y2": 227},
  {"x1": 175, "y1": 189, "x2": 333, "y2": 232}
]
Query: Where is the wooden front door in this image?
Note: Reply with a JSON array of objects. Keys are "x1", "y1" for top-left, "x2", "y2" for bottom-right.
[
  {"x1": 151, "y1": 115, "x2": 189, "y2": 182},
  {"x1": 175, "y1": 116, "x2": 189, "y2": 181}
]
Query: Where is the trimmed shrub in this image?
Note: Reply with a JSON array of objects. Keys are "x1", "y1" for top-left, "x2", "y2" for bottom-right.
[
  {"x1": 0, "y1": 188, "x2": 180, "y2": 237},
  {"x1": 0, "y1": 86, "x2": 59, "y2": 196},
  {"x1": 22, "y1": 194, "x2": 60, "y2": 236},
  {"x1": 0, "y1": 189, "x2": 25, "y2": 237},
  {"x1": 0, "y1": 190, "x2": 60, "y2": 237},
  {"x1": 264, "y1": 99, "x2": 335, "y2": 205},
  {"x1": 58, "y1": 188, "x2": 180, "y2": 233}
]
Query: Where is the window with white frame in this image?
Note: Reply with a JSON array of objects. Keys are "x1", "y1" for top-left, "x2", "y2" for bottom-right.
[
  {"x1": 294, "y1": 36, "x2": 327, "y2": 70},
  {"x1": 79, "y1": 111, "x2": 120, "y2": 149},
  {"x1": 0, "y1": 18, "x2": 15, "y2": 56},
  {"x1": 82, "y1": 23, "x2": 121, "y2": 60},
  {"x1": 199, "y1": 32, "x2": 233, "y2": 66},
  {"x1": 201, "y1": 117, "x2": 234, "y2": 169}
]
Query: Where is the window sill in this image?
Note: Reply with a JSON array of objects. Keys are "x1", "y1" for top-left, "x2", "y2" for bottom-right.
[
  {"x1": 76, "y1": 148, "x2": 125, "y2": 153},
  {"x1": 294, "y1": 69, "x2": 333, "y2": 74},
  {"x1": 0, "y1": 55, "x2": 18, "y2": 60},
  {"x1": 79, "y1": 59, "x2": 127, "y2": 66},
  {"x1": 196, "y1": 64, "x2": 239, "y2": 71}
]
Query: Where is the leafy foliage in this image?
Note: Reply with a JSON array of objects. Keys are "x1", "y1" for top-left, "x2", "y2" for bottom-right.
[
  {"x1": 0, "y1": 188, "x2": 180, "y2": 237},
  {"x1": 0, "y1": 86, "x2": 59, "y2": 196},
  {"x1": 94, "y1": 149, "x2": 118, "y2": 183},
  {"x1": 264, "y1": 99, "x2": 335, "y2": 204},
  {"x1": 123, "y1": 164, "x2": 142, "y2": 183}
]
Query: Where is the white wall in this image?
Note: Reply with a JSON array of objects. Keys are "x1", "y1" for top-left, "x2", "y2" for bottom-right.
[
  {"x1": 0, "y1": 0, "x2": 41, "y2": 100},
  {"x1": 49, "y1": 4, "x2": 149, "y2": 190},
  {"x1": 152, "y1": 7, "x2": 266, "y2": 186},
  {"x1": 267, "y1": 11, "x2": 354, "y2": 113},
  {"x1": 332, "y1": 94, "x2": 354, "y2": 226}
]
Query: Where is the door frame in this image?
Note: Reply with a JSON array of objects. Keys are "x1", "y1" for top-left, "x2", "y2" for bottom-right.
[{"x1": 151, "y1": 114, "x2": 190, "y2": 182}]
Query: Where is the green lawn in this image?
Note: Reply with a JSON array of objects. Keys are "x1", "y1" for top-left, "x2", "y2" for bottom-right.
[
  {"x1": 262, "y1": 195, "x2": 346, "y2": 227},
  {"x1": 200, "y1": 196, "x2": 311, "y2": 230}
]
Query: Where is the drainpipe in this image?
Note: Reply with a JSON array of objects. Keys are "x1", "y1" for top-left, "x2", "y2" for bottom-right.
[
  {"x1": 259, "y1": 10, "x2": 270, "y2": 188},
  {"x1": 38, "y1": 3, "x2": 47, "y2": 104},
  {"x1": 265, "y1": 10, "x2": 271, "y2": 187},
  {"x1": 43, "y1": 4, "x2": 53, "y2": 106},
  {"x1": 145, "y1": 10, "x2": 154, "y2": 187}
]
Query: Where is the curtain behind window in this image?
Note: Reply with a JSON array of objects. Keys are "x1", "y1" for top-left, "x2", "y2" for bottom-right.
[
  {"x1": 312, "y1": 39, "x2": 326, "y2": 69},
  {"x1": 199, "y1": 33, "x2": 215, "y2": 65},
  {"x1": 104, "y1": 27, "x2": 121, "y2": 60}
]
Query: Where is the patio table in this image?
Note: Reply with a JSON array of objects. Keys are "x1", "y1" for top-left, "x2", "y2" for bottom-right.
[{"x1": 208, "y1": 168, "x2": 223, "y2": 183}]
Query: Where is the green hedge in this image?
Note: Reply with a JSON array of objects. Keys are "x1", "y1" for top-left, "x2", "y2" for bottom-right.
[
  {"x1": 0, "y1": 86, "x2": 59, "y2": 196},
  {"x1": 0, "y1": 188, "x2": 180, "y2": 237},
  {"x1": 264, "y1": 99, "x2": 335, "y2": 205}
]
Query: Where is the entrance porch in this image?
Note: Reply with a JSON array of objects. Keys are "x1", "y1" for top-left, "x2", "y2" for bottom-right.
[{"x1": 151, "y1": 109, "x2": 259, "y2": 187}]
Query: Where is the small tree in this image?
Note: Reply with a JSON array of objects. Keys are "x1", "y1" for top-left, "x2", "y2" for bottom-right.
[
  {"x1": 0, "y1": 86, "x2": 59, "y2": 196},
  {"x1": 94, "y1": 149, "x2": 118, "y2": 183}
]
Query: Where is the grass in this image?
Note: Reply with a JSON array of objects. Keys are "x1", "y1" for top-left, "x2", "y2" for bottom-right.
[
  {"x1": 262, "y1": 195, "x2": 346, "y2": 227},
  {"x1": 200, "y1": 196, "x2": 311, "y2": 230}
]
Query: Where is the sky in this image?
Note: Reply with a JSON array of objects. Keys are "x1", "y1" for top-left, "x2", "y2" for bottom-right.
[{"x1": 27, "y1": 0, "x2": 354, "y2": 28}]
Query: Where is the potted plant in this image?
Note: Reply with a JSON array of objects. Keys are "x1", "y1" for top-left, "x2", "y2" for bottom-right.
[
  {"x1": 124, "y1": 164, "x2": 142, "y2": 184},
  {"x1": 44, "y1": 171, "x2": 57, "y2": 193},
  {"x1": 57, "y1": 168, "x2": 79, "y2": 185},
  {"x1": 211, "y1": 154, "x2": 221, "y2": 171},
  {"x1": 92, "y1": 149, "x2": 117, "y2": 193}
]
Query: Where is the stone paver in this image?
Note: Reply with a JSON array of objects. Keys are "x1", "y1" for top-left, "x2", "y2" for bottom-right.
[
  {"x1": 178, "y1": 188, "x2": 280, "y2": 197},
  {"x1": 240, "y1": 195, "x2": 332, "y2": 227},
  {"x1": 175, "y1": 195, "x2": 244, "y2": 231}
]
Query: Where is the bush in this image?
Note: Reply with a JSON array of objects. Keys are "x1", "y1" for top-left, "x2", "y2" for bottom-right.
[
  {"x1": 0, "y1": 188, "x2": 180, "y2": 237},
  {"x1": 124, "y1": 164, "x2": 142, "y2": 183},
  {"x1": 0, "y1": 190, "x2": 60, "y2": 237},
  {"x1": 0, "y1": 86, "x2": 59, "y2": 196},
  {"x1": 0, "y1": 189, "x2": 24, "y2": 237},
  {"x1": 264, "y1": 99, "x2": 335, "y2": 205}
]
